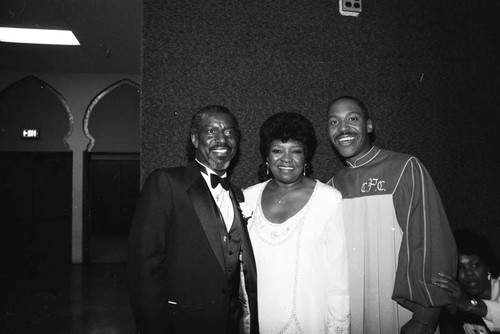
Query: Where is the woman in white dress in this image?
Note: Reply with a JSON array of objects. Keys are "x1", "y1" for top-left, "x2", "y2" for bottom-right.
[{"x1": 243, "y1": 112, "x2": 350, "y2": 334}]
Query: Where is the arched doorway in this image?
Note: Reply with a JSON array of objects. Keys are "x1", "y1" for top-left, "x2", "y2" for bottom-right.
[
  {"x1": 0, "y1": 76, "x2": 73, "y2": 276},
  {"x1": 83, "y1": 79, "x2": 140, "y2": 263}
]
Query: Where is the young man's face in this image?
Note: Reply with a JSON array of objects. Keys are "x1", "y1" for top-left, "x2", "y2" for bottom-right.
[
  {"x1": 327, "y1": 98, "x2": 373, "y2": 164},
  {"x1": 191, "y1": 111, "x2": 238, "y2": 175}
]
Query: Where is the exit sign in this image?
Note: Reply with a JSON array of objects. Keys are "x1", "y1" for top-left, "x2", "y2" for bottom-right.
[{"x1": 21, "y1": 128, "x2": 40, "y2": 139}]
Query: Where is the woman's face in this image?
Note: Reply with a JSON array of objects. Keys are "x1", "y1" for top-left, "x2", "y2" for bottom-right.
[
  {"x1": 267, "y1": 139, "x2": 306, "y2": 184},
  {"x1": 458, "y1": 254, "x2": 491, "y2": 298}
]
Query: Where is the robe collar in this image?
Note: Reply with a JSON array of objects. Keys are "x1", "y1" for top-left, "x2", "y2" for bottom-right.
[{"x1": 346, "y1": 145, "x2": 382, "y2": 168}]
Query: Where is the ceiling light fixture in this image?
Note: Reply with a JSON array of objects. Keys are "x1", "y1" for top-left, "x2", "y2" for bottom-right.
[{"x1": 0, "y1": 27, "x2": 80, "y2": 46}]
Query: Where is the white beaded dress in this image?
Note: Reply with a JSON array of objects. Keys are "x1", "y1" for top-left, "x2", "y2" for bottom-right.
[{"x1": 243, "y1": 180, "x2": 350, "y2": 334}]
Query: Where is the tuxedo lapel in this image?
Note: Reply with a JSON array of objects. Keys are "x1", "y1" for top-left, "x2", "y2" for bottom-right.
[
  {"x1": 228, "y1": 184, "x2": 258, "y2": 332},
  {"x1": 228, "y1": 186, "x2": 243, "y2": 229},
  {"x1": 186, "y1": 164, "x2": 226, "y2": 273}
]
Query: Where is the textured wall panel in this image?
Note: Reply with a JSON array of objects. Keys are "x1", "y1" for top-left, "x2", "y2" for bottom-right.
[{"x1": 143, "y1": 0, "x2": 500, "y2": 251}]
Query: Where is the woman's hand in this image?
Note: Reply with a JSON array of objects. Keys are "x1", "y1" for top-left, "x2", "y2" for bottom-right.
[{"x1": 431, "y1": 272, "x2": 472, "y2": 312}]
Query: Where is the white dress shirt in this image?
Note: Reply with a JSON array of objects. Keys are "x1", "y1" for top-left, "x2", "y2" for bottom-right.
[{"x1": 196, "y1": 160, "x2": 234, "y2": 231}]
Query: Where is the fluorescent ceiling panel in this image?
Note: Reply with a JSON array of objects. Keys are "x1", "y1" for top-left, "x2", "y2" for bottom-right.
[{"x1": 0, "y1": 27, "x2": 80, "y2": 46}]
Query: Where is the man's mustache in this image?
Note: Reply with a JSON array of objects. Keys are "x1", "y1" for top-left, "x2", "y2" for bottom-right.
[
  {"x1": 335, "y1": 131, "x2": 357, "y2": 140},
  {"x1": 210, "y1": 144, "x2": 232, "y2": 150}
]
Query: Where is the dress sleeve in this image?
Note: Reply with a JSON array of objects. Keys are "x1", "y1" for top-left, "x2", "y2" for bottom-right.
[
  {"x1": 483, "y1": 278, "x2": 500, "y2": 332},
  {"x1": 128, "y1": 169, "x2": 172, "y2": 333},
  {"x1": 391, "y1": 158, "x2": 458, "y2": 321},
  {"x1": 242, "y1": 182, "x2": 265, "y2": 227},
  {"x1": 325, "y1": 189, "x2": 351, "y2": 333}
]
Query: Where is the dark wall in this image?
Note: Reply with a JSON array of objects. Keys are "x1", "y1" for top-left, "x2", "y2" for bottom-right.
[
  {"x1": 142, "y1": 1, "x2": 500, "y2": 250},
  {"x1": 0, "y1": 76, "x2": 71, "y2": 151}
]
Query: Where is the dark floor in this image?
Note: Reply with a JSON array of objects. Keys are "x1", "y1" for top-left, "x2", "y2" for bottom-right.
[{"x1": 0, "y1": 262, "x2": 135, "y2": 334}]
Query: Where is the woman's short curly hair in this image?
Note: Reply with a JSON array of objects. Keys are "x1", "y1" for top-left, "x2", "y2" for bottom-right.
[
  {"x1": 454, "y1": 228, "x2": 500, "y2": 278},
  {"x1": 258, "y1": 112, "x2": 317, "y2": 181}
]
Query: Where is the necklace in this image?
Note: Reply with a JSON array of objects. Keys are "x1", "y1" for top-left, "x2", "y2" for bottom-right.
[
  {"x1": 269, "y1": 178, "x2": 304, "y2": 205},
  {"x1": 277, "y1": 190, "x2": 294, "y2": 204},
  {"x1": 275, "y1": 183, "x2": 302, "y2": 205}
]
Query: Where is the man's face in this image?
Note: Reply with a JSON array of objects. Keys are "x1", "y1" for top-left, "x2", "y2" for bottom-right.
[
  {"x1": 327, "y1": 98, "x2": 373, "y2": 164},
  {"x1": 191, "y1": 111, "x2": 238, "y2": 175}
]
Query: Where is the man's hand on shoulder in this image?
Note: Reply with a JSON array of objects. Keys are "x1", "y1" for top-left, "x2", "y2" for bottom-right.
[{"x1": 400, "y1": 319, "x2": 435, "y2": 334}]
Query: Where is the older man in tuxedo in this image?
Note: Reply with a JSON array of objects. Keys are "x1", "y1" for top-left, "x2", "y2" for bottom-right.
[{"x1": 128, "y1": 105, "x2": 258, "y2": 334}]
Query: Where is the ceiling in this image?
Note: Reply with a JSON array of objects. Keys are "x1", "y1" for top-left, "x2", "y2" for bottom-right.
[{"x1": 0, "y1": 0, "x2": 141, "y2": 74}]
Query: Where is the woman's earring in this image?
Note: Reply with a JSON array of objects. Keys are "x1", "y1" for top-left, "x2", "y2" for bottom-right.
[
  {"x1": 266, "y1": 162, "x2": 269, "y2": 176},
  {"x1": 303, "y1": 163, "x2": 307, "y2": 176}
]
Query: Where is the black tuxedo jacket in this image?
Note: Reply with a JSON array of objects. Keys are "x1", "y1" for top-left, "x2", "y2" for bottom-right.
[{"x1": 128, "y1": 162, "x2": 259, "y2": 334}]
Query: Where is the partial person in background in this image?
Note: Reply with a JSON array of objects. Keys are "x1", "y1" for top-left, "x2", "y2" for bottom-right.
[
  {"x1": 326, "y1": 96, "x2": 457, "y2": 334},
  {"x1": 128, "y1": 105, "x2": 258, "y2": 334},
  {"x1": 432, "y1": 228, "x2": 500, "y2": 333},
  {"x1": 243, "y1": 112, "x2": 350, "y2": 333}
]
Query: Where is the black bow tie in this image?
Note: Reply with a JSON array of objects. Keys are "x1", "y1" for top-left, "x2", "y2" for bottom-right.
[{"x1": 210, "y1": 174, "x2": 230, "y2": 190}]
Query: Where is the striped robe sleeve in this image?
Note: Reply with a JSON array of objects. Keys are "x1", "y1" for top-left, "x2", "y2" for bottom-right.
[{"x1": 391, "y1": 157, "x2": 457, "y2": 324}]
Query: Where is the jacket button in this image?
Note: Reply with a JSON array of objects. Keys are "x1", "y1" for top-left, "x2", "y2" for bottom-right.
[{"x1": 229, "y1": 251, "x2": 234, "y2": 255}]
